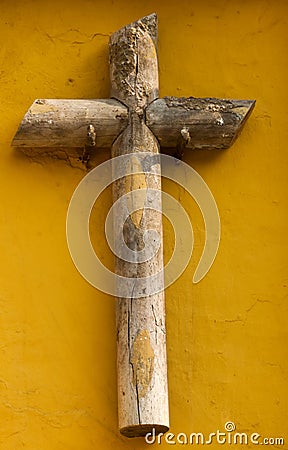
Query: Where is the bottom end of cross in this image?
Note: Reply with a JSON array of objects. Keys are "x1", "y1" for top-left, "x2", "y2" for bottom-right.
[{"x1": 120, "y1": 423, "x2": 169, "y2": 439}]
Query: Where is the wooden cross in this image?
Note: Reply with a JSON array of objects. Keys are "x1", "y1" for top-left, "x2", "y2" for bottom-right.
[{"x1": 12, "y1": 14, "x2": 255, "y2": 438}]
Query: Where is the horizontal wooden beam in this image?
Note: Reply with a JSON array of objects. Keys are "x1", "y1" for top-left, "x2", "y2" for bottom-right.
[
  {"x1": 12, "y1": 99, "x2": 128, "y2": 149},
  {"x1": 146, "y1": 97, "x2": 255, "y2": 150},
  {"x1": 12, "y1": 96, "x2": 255, "y2": 155}
]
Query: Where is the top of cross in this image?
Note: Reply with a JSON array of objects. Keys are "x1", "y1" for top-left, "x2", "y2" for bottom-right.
[{"x1": 12, "y1": 13, "x2": 255, "y2": 166}]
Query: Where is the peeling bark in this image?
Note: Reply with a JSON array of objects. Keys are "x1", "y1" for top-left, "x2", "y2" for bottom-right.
[{"x1": 146, "y1": 97, "x2": 255, "y2": 150}]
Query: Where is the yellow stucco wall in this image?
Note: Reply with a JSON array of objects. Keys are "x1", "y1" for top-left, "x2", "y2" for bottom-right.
[{"x1": 1, "y1": 0, "x2": 287, "y2": 448}]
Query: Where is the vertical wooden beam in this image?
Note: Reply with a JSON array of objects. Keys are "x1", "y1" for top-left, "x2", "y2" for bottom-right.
[{"x1": 109, "y1": 14, "x2": 169, "y2": 437}]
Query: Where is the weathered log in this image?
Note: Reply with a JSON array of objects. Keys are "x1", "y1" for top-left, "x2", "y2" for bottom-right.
[
  {"x1": 146, "y1": 97, "x2": 255, "y2": 150},
  {"x1": 12, "y1": 95, "x2": 254, "y2": 155},
  {"x1": 12, "y1": 99, "x2": 128, "y2": 150},
  {"x1": 110, "y1": 14, "x2": 169, "y2": 437}
]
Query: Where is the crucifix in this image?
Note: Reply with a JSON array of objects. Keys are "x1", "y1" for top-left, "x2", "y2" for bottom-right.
[{"x1": 12, "y1": 14, "x2": 255, "y2": 438}]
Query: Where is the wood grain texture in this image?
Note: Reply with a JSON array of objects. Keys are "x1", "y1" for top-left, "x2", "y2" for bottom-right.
[
  {"x1": 146, "y1": 97, "x2": 255, "y2": 150},
  {"x1": 12, "y1": 99, "x2": 128, "y2": 149},
  {"x1": 110, "y1": 14, "x2": 169, "y2": 437},
  {"x1": 109, "y1": 13, "x2": 158, "y2": 108}
]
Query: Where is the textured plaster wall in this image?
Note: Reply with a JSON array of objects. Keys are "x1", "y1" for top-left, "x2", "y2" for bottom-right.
[{"x1": 0, "y1": 0, "x2": 287, "y2": 448}]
